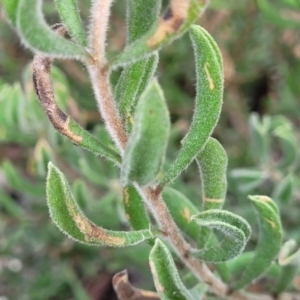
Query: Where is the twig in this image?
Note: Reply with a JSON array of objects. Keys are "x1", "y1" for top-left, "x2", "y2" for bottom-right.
[
  {"x1": 87, "y1": 0, "x2": 127, "y2": 151},
  {"x1": 86, "y1": 2, "x2": 270, "y2": 300}
]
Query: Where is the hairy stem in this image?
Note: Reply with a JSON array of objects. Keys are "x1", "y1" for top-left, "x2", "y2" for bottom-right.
[{"x1": 88, "y1": 0, "x2": 127, "y2": 151}]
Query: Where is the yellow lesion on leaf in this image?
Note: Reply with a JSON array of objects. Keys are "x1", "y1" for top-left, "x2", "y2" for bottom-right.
[
  {"x1": 204, "y1": 62, "x2": 215, "y2": 90},
  {"x1": 204, "y1": 197, "x2": 223, "y2": 203},
  {"x1": 66, "y1": 195, "x2": 125, "y2": 246},
  {"x1": 124, "y1": 187, "x2": 130, "y2": 205},
  {"x1": 63, "y1": 118, "x2": 83, "y2": 144},
  {"x1": 149, "y1": 260, "x2": 165, "y2": 293},
  {"x1": 147, "y1": 0, "x2": 190, "y2": 47},
  {"x1": 258, "y1": 196, "x2": 272, "y2": 203},
  {"x1": 264, "y1": 218, "x2": 276, "y2": 229},
  {"x1": 128, "y1": 113, "x2": 134, "y2": 125},
  {"x1": 180, "y1": 207, "x2": 191, "y2": 222}
]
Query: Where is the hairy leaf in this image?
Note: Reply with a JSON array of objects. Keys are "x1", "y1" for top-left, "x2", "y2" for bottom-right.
[
  {"x1": 115, "y1": 54, "x2": 159, "y2": 127},
  {"x1": 197, "y1": 137, "x2": 228, "y2": 210},
  {"x1": 191, "y1": 210, "x2": 251, "y2": 263},
  {"x1": 121, "y1": 80, "x2": 170, "y2": 186},
  {"x1": 67, "y1": 119, "x2": 121, "y2": 165},
  {"x1": 123, "y1": 185, "x2": 151, "y2": 230},
  {"x1": 54, "y1": 0, "x2": 87, "y2": 46},
  {"x1": 149, "y1": 239, "x2": 195, "y2": 300},
  {"x1": 47, "y1": 163, "x2": 153, "y2": 246},
  {"x1": 32, "y1": 50, "x2": 121, "y2": 165},
  {"x1": 1, "y1": 0, "x2": 19, "y2": 25},
  {"x1": 161, "y1": 25, "x2": 224, "y2": 187},
  {"x1": 115, "y1": 0, "x2": 160, "y2": 127},
  {"x1": 111, "y1": 0, "x2": 208, "y2": 67},
  {"x1": 163, "y1": 188, "x2": 200, "y2": 241},
  {"x1": 234, "y1": 196, "x2": 283, "y2": 289},
  {"x1": 16, "y1": 0, "x2": 87, "y2": 59}
]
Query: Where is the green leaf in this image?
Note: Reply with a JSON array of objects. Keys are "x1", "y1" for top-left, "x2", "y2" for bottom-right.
[
  {"x1": 1, "y1": 0, "x2": 19, "y2": 25},
  {"x1": 161, "y1": 25, "x2": 224, "y2": 187},
  {"x1": 67, "y1": 119, "x2": 121, "y2": 165},
  {"x1": 230, "y1": 168, "x2": 266, "y2": 193},
  {"x1": 272, "y1": 175, "x2": 294, "y2": 204},
  {"x1": 72, "y1": 180, "x2": 90, "y2": 209},
  {"x1": 249, "y1": 113, "x2": 271, "y2": 164},
  {"x1": 226, "y1": 252, "x2": 254, "y2": 278},
  {"x1": 111, "y1": 0, "x2": 207, "y2": 67},
  {"x1": 123, "y1": 185, "x2": 151, "y2": 230},
  {"x1": 149, "y1": 239, "x2": 195, "y2": 300},
  {"x1": 191, "y1": 210, "x2": 251, "y2": 263},
  {"x1": 272, "y1": 124, "x2": 298, "y2": 170},
  {"x1": 278, "y1": 239, "x2": 300, "y2": 266},
  {"x1": 233, "y1": 195, "x2": 283, "y2": 289},
  {"x1": 2, "y1": 160, "x2": 45, "y2": 197},
  {"x1": 274, "y1": 240, "x2": 300, "y2": 294},
  {"x1": 188, "y1": 284, "x2": 207, "y2": 300},
  {"x1": 16, "y1": 0, "x2": 87, "y2": 59},
  {"x1": 0, "y1": 189, "x2": 24, "y2": 217},
  {"x1": 196, "y1": 137, "x2": 228, "y2": 210},
  {"x1": 115, "y1": 54, "x2": 159, "y2": 126},
  {"x1": 257, "y1": 0, "x2": 300, "y2": 28},
  {"x1": 126, "y1": 0, "x2": 162, "y2": 44},
  {"x1": 47, "y1": 162, "x2": 153, "y2": 246},
  {"x1": 115, "y1": 0, "x2": 160, "y2": 126},
  {"x1": 54, "y1": 0, "x2": 87, "y2": 46},
  {"x1": 283, "y1": 0, "x2": 300, "y2": 8},
  {"x1": 163, "y1": 188, "x2": 200, "y2": 241},
  {"x1": 121, "y1": 80, "x2": 170, "y2": 187}
]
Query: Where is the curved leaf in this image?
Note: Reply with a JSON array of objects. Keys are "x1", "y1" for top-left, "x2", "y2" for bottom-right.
[
  {"x1": 121, "y1": 80, "x2": 170, "y2": 187},
  {"x1": 32, "y1": 49, "x2": 121, "y2": 165},
  {"x1": 111, "y1": 0, "x2": 208, "y2": 68},
  {"x1": 161, "y1": 25, "x2": 224, "y2": 188},
  {"x1": 17, "y1": 0, "x2": 87, "y2": 59},
  {"x1": 191, "y1": 210, "x2": 251, "y2": 263},
  {"x1": 54, "y1": 0, "x2": 87, "y2": 46},
  {"x1": 113, "y1": 270, "x2": 159, "y2": 300},
  {"x1": 47, "y1": 162, "x2": 153, "y2": 247},
  {"x1": 149, "y1": 239, "x2": 196, "y2": 300},
  {"x1": 197, "y1": 138, "x2": 228, "y2": 210},
  {"x1": 116, "y1": 54, "x2": 159, "y2": 127},
  {"x1": 123, "y1": 185, "x2": 151, "y2": 230},
  {"x1": 234, "y1": 195, "x2": 283, "y2": 289},
  {"x1": 115, "y1": 0, "x2": 160, "y2": 127},
  {"x1": 163, "y1": 188, "x2": 200, "y2": 241}
]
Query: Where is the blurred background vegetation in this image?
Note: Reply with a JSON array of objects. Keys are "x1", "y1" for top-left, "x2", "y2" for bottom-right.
[{"x1": 0, "y1": 0, "x2": 300, "y2": 299}]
